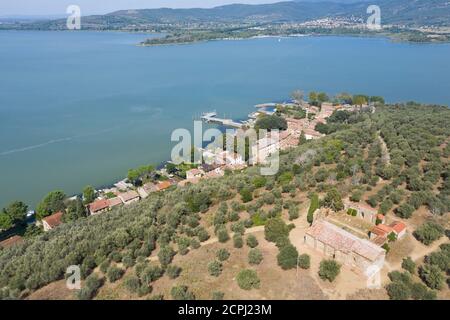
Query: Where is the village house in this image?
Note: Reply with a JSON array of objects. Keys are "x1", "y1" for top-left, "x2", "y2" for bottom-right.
[
  {"x1": 204, "y1": 167, "x2": 225, "y2": 179},
  {"x1": 107, "y1": 197, "x2": 123, "y2": 209},
  {"x1": 343, "y1": 199, "x2": 378, "y2": 224},
  {"x1": 186, "y1": 168, "x2": 204, "y2": 180},
  {"x1": 388, "y1": 221, "x2": 407, "y2": 239},
  {"x1": 302, "y1": 128, "x2": 323, "y2": 140},
  {"x1": 42, "y1": 211, "x2": 63, "y2": 232},
  {"x1": 118, "y1": 190, "x2": 140, "y2": 205},
  {"x1": 156, "y1": 180, "x2": 172, "y2": 192},
  {"x1": 114, "y1": 180, "x2": 134, "y2": 191},
  {"x1": 0, "y1": 235, "x2": 23, "y2": 249},
  {"x1": 88, "y1": 199, "x2": 109, "y2": 215},
  {"x1": 305, "y1": 220, "x2": 386, "y2": 278},
  {"x1": 137, "y1": 182, "x2": 158, "y2": 199},
  {"x1": 370, "y1": 224, "x2": 394, "y2": 240},
  {"x1": 319, "y1": 102, "x2": 336, "y2": 118},
  {"x1": 251, "y1": 136, "x2": 280, "y2": 164},
  {"x1": 370, "y1": 220, "x2": 407, "y2": 244}
]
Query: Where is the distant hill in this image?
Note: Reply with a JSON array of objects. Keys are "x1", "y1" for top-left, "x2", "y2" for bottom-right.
[{"x1": 7, "y1": 0, "x2": 450, "y2": 30}]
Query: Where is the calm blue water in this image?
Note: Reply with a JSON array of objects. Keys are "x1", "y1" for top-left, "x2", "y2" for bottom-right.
[{"x1": 1, "y1": 31, "x2": 449, "y2": 208}]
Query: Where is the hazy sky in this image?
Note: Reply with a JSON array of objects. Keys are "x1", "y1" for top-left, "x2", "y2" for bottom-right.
[{"x1": 0, "y1": 0, "x2": 279, "y2": 16}]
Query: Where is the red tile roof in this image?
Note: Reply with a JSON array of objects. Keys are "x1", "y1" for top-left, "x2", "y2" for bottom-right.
[
  {"x1": 43, "y1": 211, "x2": 63, "y2": 229},
  {"x1": 0, "y1": 235, "x2": 23, "y2": 249},
  {"x1": 157, "y1": 181, "x2": 172, "y2": 191},
  {"x1": 107, "y1": 197, "x2": 123, "y2": 208},
  {"x1": 389, "y1": 221, "x2": 407, "y2": 234},
  {"x1": 118, "y1": 190, "x2": 140, "y2": 202},
  {"x1": 88, "y1": 199, "x2": 109, "y2": 213},
  {"x1": 306, "y1": 220, "x2": 385, "y2": 261}
]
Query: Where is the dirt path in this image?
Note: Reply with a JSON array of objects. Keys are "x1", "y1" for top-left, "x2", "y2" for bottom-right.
[
  {"x1": 377, "y1": 132, "x2": 391, "y2": 165},
  {"x1": 384, "y1": 236, "x2": 448, "y2": 271}
]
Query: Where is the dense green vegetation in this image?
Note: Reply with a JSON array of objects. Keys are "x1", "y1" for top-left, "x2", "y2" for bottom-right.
[{"x1": 0, "y1": 101, "x2": 449, "y2": 300}]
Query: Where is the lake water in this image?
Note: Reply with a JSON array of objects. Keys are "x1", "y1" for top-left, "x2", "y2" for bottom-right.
[{"x1": 1, "y1": 31, "x2": 449, "y2": 208}]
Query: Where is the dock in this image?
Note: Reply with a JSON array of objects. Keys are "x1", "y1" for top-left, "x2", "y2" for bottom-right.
[{"x1": 201, "y1": 112, "x2": 244, "y2": 129}]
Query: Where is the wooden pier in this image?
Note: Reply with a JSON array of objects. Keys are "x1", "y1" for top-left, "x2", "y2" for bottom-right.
[{"x1": 201, "y1": 112, "x2": 244, "y2": 129}]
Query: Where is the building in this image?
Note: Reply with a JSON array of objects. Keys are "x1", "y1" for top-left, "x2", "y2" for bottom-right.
[
  {"x1": 107, "y1": 197, "x2": 123, "y2": 209},
  {"x1": 0, "y1": 235, "x2": 23, "y2": 249},
  {"x1": 186, "y1": 168, "x2": 203, "y2": 180},
  {"x1": 389, "y1": 221, "x2": 407, "y2": 239},
  {"x1": 88, "y1": 199, "x2": 109, "y2": 215},
  {"x1": 343, "y1": 199, "x2": 378, "y2": 224},
  {"x1": 370, "y1": 224, "x2": 393, "y2": 240},
  {"x1": 305, "y1": 220, "x2": 386, "y2": 277},
  {"x1": 178, "y1": 177, "x2": 201, "y2": 187},
  {"x1": 156, "y1": 180, "x2": 172, "y2": 191},
  {"x1": 118, "y1": 190, "x2": 140, "y2": 205},
  {"x1": 204, "y1": 167, "x2": 225, "y2": 179},
  {"x1": 137, "y1": 182, "x2": 158, "y2": 199},
  {"x1": 303, "y1": 128, "x2": 323, "y2": 140},
  {"x1": 251, "y1": 136, "x2": 280, "y2": 164},
  {"x1": 42, "y1": 211, "x2": 63, "y2": 231}
]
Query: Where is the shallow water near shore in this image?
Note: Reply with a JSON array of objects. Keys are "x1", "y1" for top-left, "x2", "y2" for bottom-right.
[{"x1": 1, "y1": 30, "x2": 450, "y2": 208}]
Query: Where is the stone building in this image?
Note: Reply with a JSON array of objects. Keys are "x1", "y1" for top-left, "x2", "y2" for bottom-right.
[{"x1": 304, "y1": 220, "x2": 386, "y2": 277}]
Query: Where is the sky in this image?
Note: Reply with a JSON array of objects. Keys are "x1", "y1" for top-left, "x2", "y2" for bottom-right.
[{"x1": 0, "y1": 0, "x2": 280, "y2": 16}]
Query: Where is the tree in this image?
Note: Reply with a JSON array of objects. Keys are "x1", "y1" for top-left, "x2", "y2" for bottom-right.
[
  {"x1": 171, "y1": 285, "x2": 195, "y2": 300},
  {"x1": 277, "y1": 244, "x2": 299, "y2": 270},
  {"x1": 307, "y1": 193, "x2": 319, "y2": 224},
  {"x1": 298, "y1": 254, "x2": 310, "y2": 269},
  {"x1": 246, "y1": 235, "x2": 259, "y2": 248},
  {"x1": 248, "y1": 248, "x2": 263, "y2": 265},
  {"x1": 123, "y1": 275, "x2": 141, "y2": 293},
  {"x1": 386, "y1": 281, "x2": 411, "y2": 300},
  {"x1": 254, "y1": 114, "x2": 288, "y2": 131},
  {"x1": 240, "y1": 188, "x2": 253, "y2": 203},
  {"x1": 166, "y1": 265, "x2": 182, "y2": 279},
  {"x1": 322, "y1": 188, "x2": 344, "y2": 211},
  {"x1": 82, "y1": 186, "x2": 96, "y2": 204},
  {"x1": 318, "y1": 260, "x2": 341, "y2": 282},
  {"x1": 425, "y1": 251, "x2": 449, "y2": 271},
  {"x1": 410, "y1": 282, "x2": 437, "y2": 300},
  {"x1": 233, "y1": 234, "x2": 243, "y2": 248},
  {"x1": 0, "y1": 213, "x2": 13, "y2": 231},
  {"x1": 166, "y1": 163, "x2": 177, "y2": 175},
  {"x1": 236, "y1": 269, "x2": 260, "y2": 290},
  {"x1": 217, "y1": 228, "x2": 230, "y2": 243},
  {"x1": 76, "y1": 273, "x2": 103, "y2": 300},
  {"x1": 212, "y1": 291, "x2": 225, "y2": 300},
  {"x1": 317, "y1": 92, "x2": 329, "y2": 104},
  {"x1": 395, "y1": 203, "x2": 415, "y2": 219},
  {"x1": 419, "y1": 264, "x2": 445, "y2": 290},
  {"x1": 401, "y1": 257, "x2": 416, "y2": 274},
  {"x1": 264, "y1": 218, "x2": 289, "y2": 243},
  {"x1": 288, "y1": 205, "x2": 299, "y2": 221},
  {"x1": 414, "y1": 222, "x2": 444, "y2": 245},
  {"x1": 213, "y1": 247, "x2": 229, "y2": 261},
  {"x1": 353, "y1": 95, "x2": 368, "y2": 106},
  {"x1": 63, "y1": 198, "x2": 87, "y2": 222},
  {"x1": 158, "y1": 246, "x2": 175, "y2": 267},
  {"x1": 107, "y1": 266, "x2": 124, "y2": 283},
  {"x1": 208, "y1": 260, "x2": 223, "y2": 277},
  {"x1": 2, "y1": 201, "x2": 28, "y2": 224},
  {"x1": 309, "y1": 91, "x2": 318, "y2": 105},
  {"x1": 36, "y1": 190, "x2": 66, "y2": 220}
]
